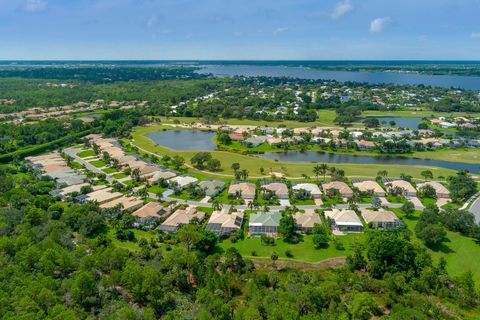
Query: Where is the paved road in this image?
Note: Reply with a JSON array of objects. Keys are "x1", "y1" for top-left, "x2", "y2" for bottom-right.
[
  {"x1": 64, "y1": 147, "x2": 115, "y2": 184},
  {"x1": 468, "y1": 194, "x2": 480, "y2": 223}
]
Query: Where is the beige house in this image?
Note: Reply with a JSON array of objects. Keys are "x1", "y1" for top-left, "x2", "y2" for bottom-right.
[
  {"x1": 322, "y1": 181, "x2": 353, "y2": 197},
  {"x1": 324, "y1": 209, "x2": 363, "y2": 233},
  {"x1": 100, "y1": 196, "x2": 143, "y2": 212},
  {"x1": 360, "y1": 208, "x2": 402, "y2": 229},
  {"x1": 261, "y1": 182, "x2": 289, "y2": 199},
  {"x1": 133, "y1": 202, "x2": 172, "y2": 220},
  {"x1": 294, "y1": 209, "x2": 321, "y2": 233},
  {"x1": 353, "y1": 180, "x2": 385, "y2": 196},
  {"x1": 385, "y1": 180, "x2": 416, "y2": 197},
  {"x1": 81, "y1": 188, "x2": 123, "y2": 205},
  {"x1": 416, "y1": 181, "x2": 450, "y2": 198},
  {"x1": 158, "y1": 207, "x2": 205, "y2": 232},
  {"x1": 206, "y1": 209, "x2": 244, "y2": 236},
  {"x1": 228, "y1": 182, "x2": 256, "y2": 200}
]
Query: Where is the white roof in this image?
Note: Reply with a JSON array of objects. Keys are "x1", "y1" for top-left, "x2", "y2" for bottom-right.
[
  {"x1": 170, "y1": 176, "x2": 198, "y2": 187},
  {"x1": 325, "y1": 209, "x2": 363, "y2": 226},
  {"x1": 292, "y1": 183, "x2": 322, "y2": 195}
]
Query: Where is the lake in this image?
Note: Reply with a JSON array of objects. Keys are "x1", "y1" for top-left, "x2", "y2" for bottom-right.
[
  {"x1": 146, "y1": 130, "x2": 217, "y2": 150},
  {"x1": 259, "y1": 151, "x2": 479, "y2": 174},
  {"x1": 367, "y1": 117, "x2": 423, "y2": 129},
  {"x1": 197, "y1": 64, "x2": 480, "y2": 90}
]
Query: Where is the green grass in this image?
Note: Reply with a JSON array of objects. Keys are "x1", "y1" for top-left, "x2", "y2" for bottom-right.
[
  {"x1": 89, "y1": 160, "x2": 106, "y2": 168},
  {"x1": 170, "y1": 189, "x2": 204, "y2": 201},
  {"x1": 219, "y1": 233, "x2": 365, "y2": 262},
  {"x1": 102, "y1": 167, "x2": 118, "y2": 174},
  {"x1": 108, "y1": 228, "x2": 156, "y2": 252},
  {"x1": 113, "y1": 173, "x2": 128, "y2": 179},
  {"x1": 131, "y1": 125, "x2": 460, "y2": 180},
  {"x1": 70, "y1": 161, "x2": 83, "y2": 169},
  {"x1": 147, "y1": 185, "x2": 166, "y2": 195},
  {"x1": 210, "y1": 188, "x2": 244, "y2": 205},
  {"x1": 78, "y1": 150, "x2": 95, "y2": 158},
  {"x1": 420, "y1": 197, "x2": 437, "y2": 207},
  {"x1": 123, "y1": 180, "x2": 143, "y2": 187},
  {"x1": 391, "y1": 208, "x2": 480, "y2": 284},
  {"x1": 291, "y1": 198, "x2": 315, "y2": 205}
]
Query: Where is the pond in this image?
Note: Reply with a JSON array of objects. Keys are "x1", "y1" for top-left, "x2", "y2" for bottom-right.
[
  {"x1": 368, "y1": 117, "x2": 423, "y2": 129},
  {"x1": 258, "y1": 151, "x2": 479, "y2": 174},
  {"x1": 197, "y1": 64, "x2": 480, "y2": 90},
  {"x1": 146, "y1": 130, "x2": 217, "y2": 150}
]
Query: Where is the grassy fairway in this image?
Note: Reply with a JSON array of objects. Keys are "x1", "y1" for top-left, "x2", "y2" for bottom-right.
[
  {"x1": 132, "y1": 125, "x2": 458, "y2": 179},
  {"x1": 412, "y1": 148, "x2": 480, "y2": 165}
]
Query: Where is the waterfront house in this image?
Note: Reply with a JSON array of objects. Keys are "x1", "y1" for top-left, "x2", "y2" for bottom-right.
[
  {"x1": 294, "y1": 209, "x2": 321, "y2": 233},
  {"x1": 385, "y1": 180, "x2": 416, "y2": 197},
  {"x1": 261, "y1": 182, "x2": 289, "y2": 199},
  {"x1": 292, "y1": 183, "x2": 322, "y2": 198},
  {"x1": 206, "y1": 209, "x2": 244, "y2": 236},
  {"x1": 416, "y1": 181, "x2": 450, "y2": 199},
  {"x1": 353, "y1": 180, "x2": 386, "y2": 196},
  {"x1": 228, "y1": 182, "x2": 256, "y2": 200},
  {"x1": 324, "y1": 209, "x2": 364, "y2": 233},
  {"x1": 322, "y1": 181, "x2": 353, "y2": 198}
]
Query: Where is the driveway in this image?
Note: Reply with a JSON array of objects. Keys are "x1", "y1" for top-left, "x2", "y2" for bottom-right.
[{"x1": 468, "y1": 195, "x2": 480, "y2": 223}]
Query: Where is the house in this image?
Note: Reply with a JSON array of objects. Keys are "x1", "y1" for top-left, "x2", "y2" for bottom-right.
[
  {"x1": 292, "y1": 183, "x2": 322, "y2": 198},
  {"x1": 439, "y1": 121, "x2": 457, "y2": 128},
  {"x1": 158, "y1": 207, "x2": 205, "y2": 232},
  {"x1": 417, "y1": 181, "x2": 450, "y2": 198},
  {"x1": 243, "y1": 135, "x2": 267, "y2": 147},
  {"x1": 229, "y1": 132, "x2": 244, "y2": 141},
  {"x1": 169, "y1": 175, "x2": 198, "y2": 190},
  {"x1": 356, "y1": 140, "x2": 376, "y2": 150},
  {"x1": 100, "y1": 196, "x2": 143, "y2": 212},
  {"x1": 248, "y1": 212, "x2": 282, "y2": 236},
  {"x1": 147, "y1": 170, "x2": 177, "y2": 183},
  {"x1": 133, "y1": 202, "x2": 172, "y2": 220},
  {"x1": 385, "y1": 180, "x2": 416, "y2": 197},
  {"x1": 324, "y1": 209, "x2": 364, "y2": 233},
  {"x1": 206, "y1": 209, "x2": 244, "y2": 236},
  {"x1": 198, "y1": 179, "x2": 226, "y2": 197},
  {"x1": 228, "y1": 182, "x2": 256, "y2": 200},
  {"x1": 79, "y1": 188, "x2": 123, "y2": 205},
  {"x1": 294, "y1": 209, "x2": 321, "y2": 233},
  {"x1": 261, "y1": 182, "x2": 289, "y2": 199},
  {"x1": 360, "y1": 208, "x2": 402, "y2": 229},
  {"x1": 50, "y1": 183, "x2": 106, "y2": 198},
  {"x1": 322, "y1": 181, "x2": 353, "y2": 197},
  {"x1": 353, "y1": 180, "x2": 385, "y2": 196}
]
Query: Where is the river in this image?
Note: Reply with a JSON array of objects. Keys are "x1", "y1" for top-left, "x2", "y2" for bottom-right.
[{"x1": 197, "y1": 64, "x2": 480, "y2": 90}]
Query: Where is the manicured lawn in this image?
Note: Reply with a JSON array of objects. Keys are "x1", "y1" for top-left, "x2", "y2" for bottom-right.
[
  {"x1": 291, "y1": 198, "x2": 315, "y2": 205},
  {"x1": 412, "y1": 148, "x2": 480, "y2": 165},
  {"x1": 89, "y1": 160, "x2": 106, "y2": 168},
  {"x1": 219, "y1": 233, "x2": 365, "y2": 262},
  {"x1": 132, "y1": 125, "x2": 460, "y2": 180},
  {"x1": 102, "y1": 167, "x2": 118, "y2": 174},
  {"x1": 420, "y1": 197, "x2": 436, "y2": 207},
  {"x1": 70, "y1": 161, "x2": 83, "y2": 169},
  {"x1": 113, "y1": 173, "x2": 128, "y2": 179},
  {"x1": 123, "y1": 180, "x2": 143, "y2": 187},
  {"x1": 210, "y1": 188, "x2": 244, "y2": 205},
  {"x1": 78, "y1": 150, "x2": 95, "y2": 158},
  {"x1": 92, "y1": 179, "x2": 108, "y2": 186},
  {"x1": 147, "y1": 185, "x2": 166, "y2": 195},
  {"x1": 170, "y1": 189, "x2": 204, "y2": 201}
]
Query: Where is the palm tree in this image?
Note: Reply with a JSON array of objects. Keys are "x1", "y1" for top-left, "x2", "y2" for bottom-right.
[
  {"x1": 377, "y1": 170, "x2": 388, "y2": 178},
  {"x1": 240, "y1": 169, "x2": 249, "y2": 181},
  {"x1": 319, "y1": 163, "x2": 328, "y2": 181},
  {"x1": 212, "y1": 199, "x2": 222, "y2": 211},
  {"x1": 328, "y1": 166, "x2": 337, "y2": 180},
  {"x1": 313, "y1": 164, "x2": 322, "y2": 181}
]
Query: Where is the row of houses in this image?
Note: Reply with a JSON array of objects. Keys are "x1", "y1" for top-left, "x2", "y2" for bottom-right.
[{"x1": 247, "y1": 207, "x2": 403, "y2": 237}]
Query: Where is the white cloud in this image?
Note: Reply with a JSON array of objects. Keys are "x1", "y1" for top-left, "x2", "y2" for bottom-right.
[
  {"x1": 330, "y1": 0, "x2": 353, "y2": 19},
  {"x1": 370, "y1": 17, "x2": 391, "y2": 33},
  {"x1": 471, "y1": 32, "x2": 480, "y2": 38},
  {"x1": 23, "y1": 0, "x2": 47, "y2": 12},
  {"x1": 273, "y1": 27, "x2": 289, "y2": 35}
]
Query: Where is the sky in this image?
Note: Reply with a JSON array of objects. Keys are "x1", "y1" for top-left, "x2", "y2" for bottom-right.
[{"x1": 1, "y1": 0, "x2": 480, "y2": 60}]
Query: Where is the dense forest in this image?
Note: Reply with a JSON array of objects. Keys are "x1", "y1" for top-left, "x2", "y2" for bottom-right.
[{"x1": 0, "y1": 165, "x2": 479, "y2": 319}]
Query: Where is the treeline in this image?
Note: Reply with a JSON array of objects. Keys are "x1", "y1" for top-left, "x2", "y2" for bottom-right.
[
  {"x1": 0, "y1": 65, "x2": 204, "y2": 83},
  {"x1": 0, "y1": 166, "x2": 479, "y2": 319}
]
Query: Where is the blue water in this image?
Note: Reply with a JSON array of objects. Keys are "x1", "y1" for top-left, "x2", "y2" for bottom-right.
[
  {"x1": 259, "y1": 151, "x2": 479, "y2": 174},
  {"x1": 146, "y1": 130, "x2": 217, "y2": 151},
  {"x1": 197, "y1": 64, "x2": 480, "y2": 90}
]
